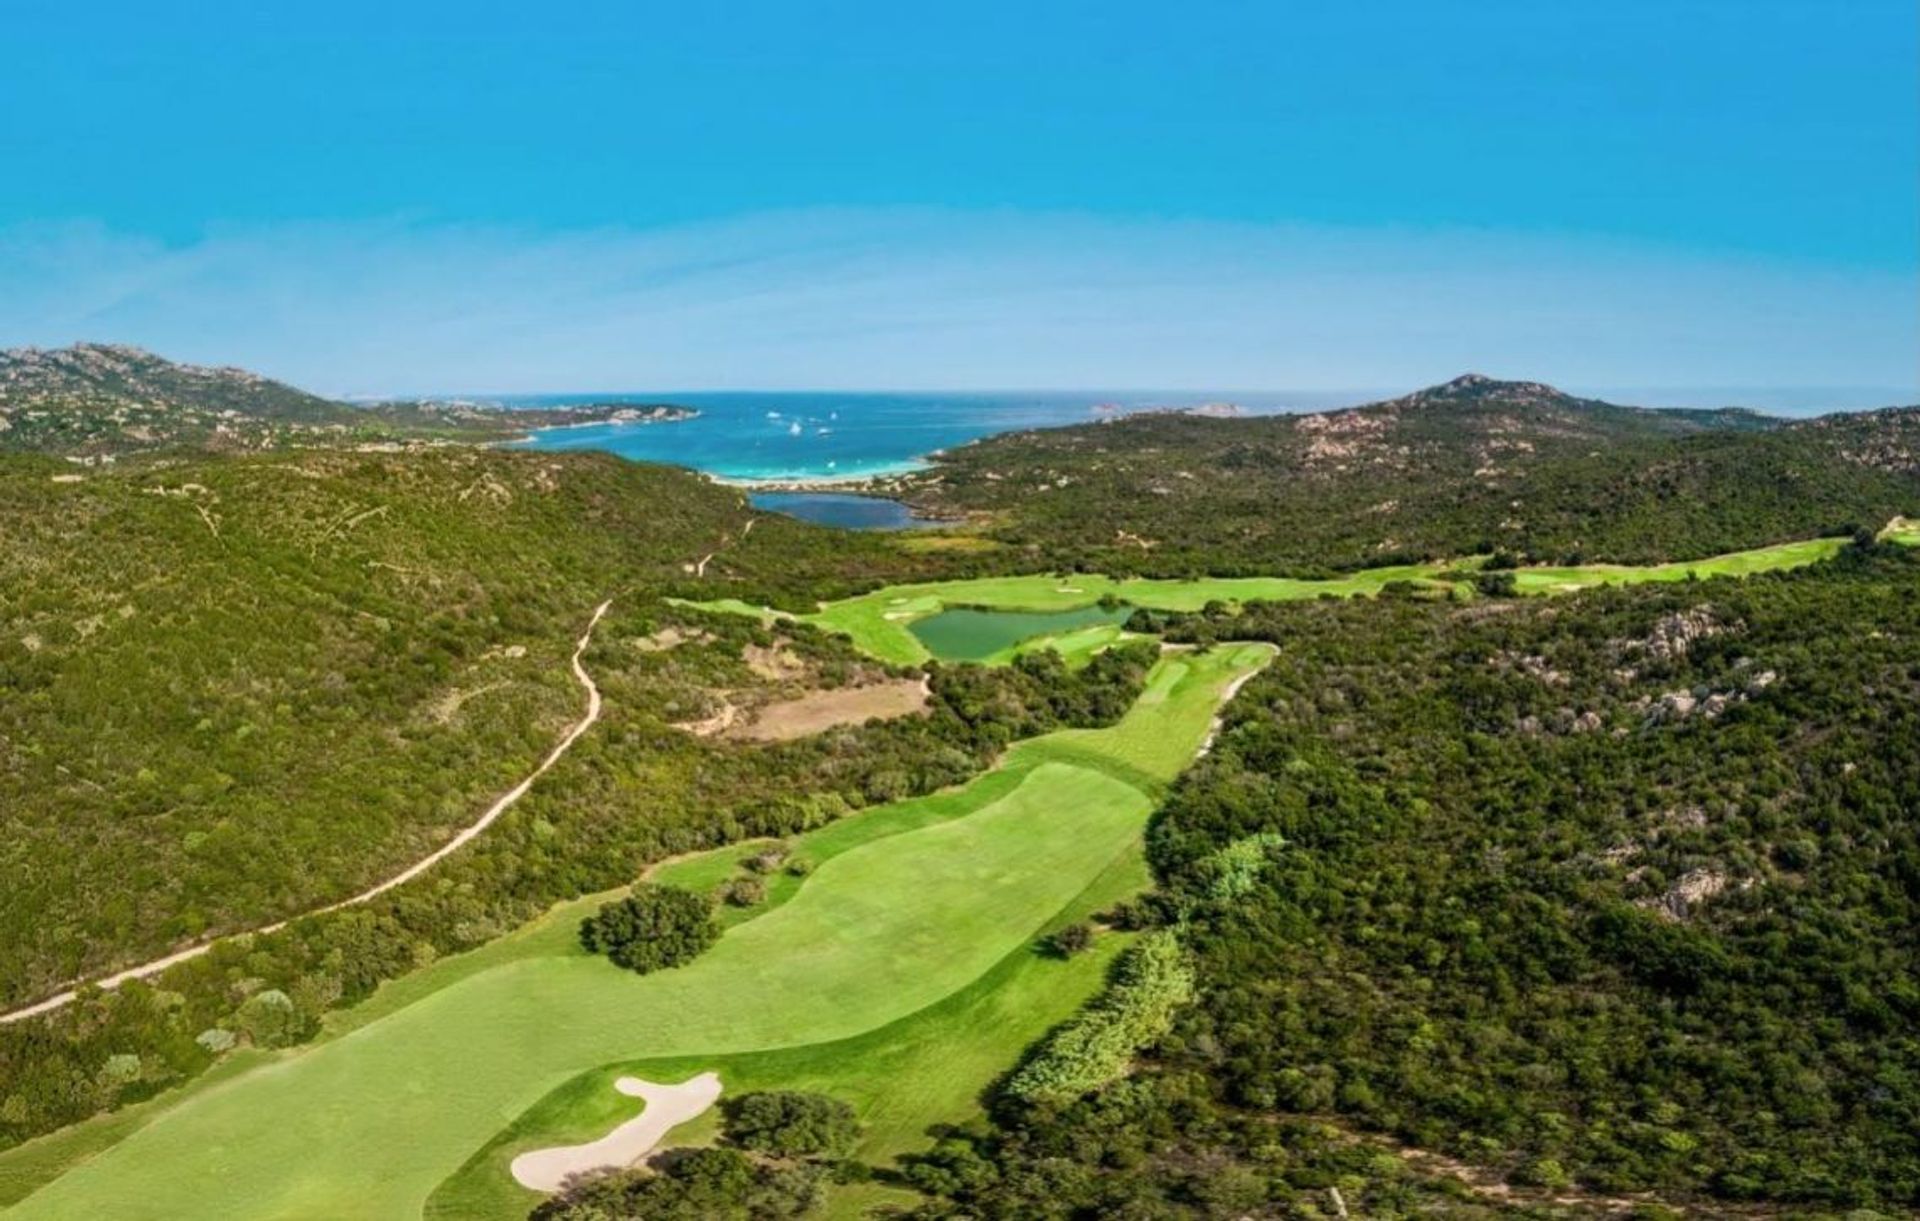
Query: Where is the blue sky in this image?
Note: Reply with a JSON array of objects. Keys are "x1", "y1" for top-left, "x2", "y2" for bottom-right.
[{"x1": 2, "y1": 0, "x2": 1914, "y2": 398}]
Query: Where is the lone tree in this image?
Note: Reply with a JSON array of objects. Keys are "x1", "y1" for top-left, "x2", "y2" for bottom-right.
[
  {"x1": 722, "y1": 1091, "x2": 862, "y2": 1160},
  {"x1": 580, "y1": 883, "x2": 717, "y2": 974},
  {"x1": 1044, "y1": 921, "x2": 1095, "y2": 958}
]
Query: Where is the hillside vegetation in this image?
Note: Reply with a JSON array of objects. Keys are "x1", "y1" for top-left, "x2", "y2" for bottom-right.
[
  {"x1": 0, "y1": 343, "x2": 694, "y2": 456},
  {"x1": 894, "y1": 375, "x2": 1920, "y2": 574},
  {"x1": 907, "y1": 543, "x2": 1920, "y2": 1216},
  {"x1": 0, "y1": 446, "x2": 751, "y2": 1003}
]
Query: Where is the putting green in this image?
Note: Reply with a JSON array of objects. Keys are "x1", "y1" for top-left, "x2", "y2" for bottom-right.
[{"x1": 2, "y1": 645, "x2": 1272, "y2": 1220}]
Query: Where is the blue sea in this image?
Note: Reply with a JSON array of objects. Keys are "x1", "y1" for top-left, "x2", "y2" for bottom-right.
[{"x1": 505, "y1": 390, "x2": 1368, "y2": 482}]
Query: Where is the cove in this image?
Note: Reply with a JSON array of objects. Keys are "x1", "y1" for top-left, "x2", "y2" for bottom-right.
[{"x1": 748, "y1": 491, "x2": 922, "y2": 530}]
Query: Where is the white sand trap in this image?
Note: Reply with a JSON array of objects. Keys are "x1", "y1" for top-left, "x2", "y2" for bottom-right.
[{"x1": 510, "y1": 1071, "x2": 723, "y2": 1192}]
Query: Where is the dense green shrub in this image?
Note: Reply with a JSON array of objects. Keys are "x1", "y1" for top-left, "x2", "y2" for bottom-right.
[
  {"x1": 1003, "y1": 930, "x2": 1194, "y2": 1104},
  {"x1": 722, "y1": 1090, "x2": 862, "y2": 1160},
  {"x1": 1043, "y1": 922, "x2": 1094, "y2": 958},
  {"x1": 579, "y1": 885, "x2": 717, "y2": 974},
  {"x1": 529, "y1": 1146, "x2": 822, "y2": 1220}
]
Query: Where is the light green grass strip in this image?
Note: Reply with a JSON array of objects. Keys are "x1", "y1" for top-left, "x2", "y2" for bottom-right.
[{"x1": 1505, "y1": 536, "x2": 1846, "y2": 594}]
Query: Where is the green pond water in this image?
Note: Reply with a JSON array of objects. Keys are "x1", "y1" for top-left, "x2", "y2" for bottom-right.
[{"x1": 908, "y1": 604, "x2": 1136, "y2": 662}]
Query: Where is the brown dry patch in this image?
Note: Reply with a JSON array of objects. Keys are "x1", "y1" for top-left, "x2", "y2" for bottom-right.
[
  {"x1": 632, "y1": 626, "x2": 714, "y2": 653},
  {"x1": 426, "y1": 680, "x2": 510, "y2": 725},
  {"x1": 674, "y1": 697, "x2": 742, "y2": 738},
  {"x1": 743, "y1": 641, "x2": 807, "y2": 680},
  {"x1": 731, "y1": 677, "x2": 930, "y2": 742}
]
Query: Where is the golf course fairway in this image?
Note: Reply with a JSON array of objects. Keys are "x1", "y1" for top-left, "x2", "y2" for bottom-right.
[
  {"x1": 688, "y1": 534, "x2": 1855, "y2": 664},
  {"x1": 1, "y1": 644, "x2": 1273, "y2": 1220}
]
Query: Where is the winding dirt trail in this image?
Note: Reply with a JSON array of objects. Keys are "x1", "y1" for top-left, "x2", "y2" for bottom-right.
[{"x1": 0, "y1": 599, "x2": 615, "y2": 1027}]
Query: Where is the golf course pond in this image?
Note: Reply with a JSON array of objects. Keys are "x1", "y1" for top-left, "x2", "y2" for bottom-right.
[{"x1": 908, "y1": 603, "x2": 1137, "y2": 662}]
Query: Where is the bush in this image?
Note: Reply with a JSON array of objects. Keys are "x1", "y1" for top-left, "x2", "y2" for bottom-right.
[
  {"x1": 1003, "y1": 930, "x2": 1195, "y2": 1104},
  {"x1": 530, "y1": 1146, "x2": 823, "y2": 1220},
  {"x1": 234, "y1": 989, "x2": 301, "y2": 1048},
  {"x1": 1475, "y1": 570, "x2": 1519, "y2": 598},
  {"x1": 723, "y1": 876, "x2": 766, "y2": 908},
  {"x1": 579, "y1": 884, "x2": 717, "y2": 974},
  {"x1": 1044, "y1": 922, "x2": 1095, "y2": 958},
  {"x1": 722, "y1": 1091, "x2": 862, "y2": 1159},
  {"x1": 1202, "y1": 832, "x2": 1285, "y2": 901},
  {"x1": 743, "y1": 846, "x2": 788, "y2": 874}
]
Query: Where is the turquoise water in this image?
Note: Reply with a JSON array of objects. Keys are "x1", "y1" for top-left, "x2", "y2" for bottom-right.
[
  {"x1": 507, "y1": 391, "x2": 1343, "y2": 481},
  {"x1": 909, "y1": 604, "x2": 1137, "y2": 662},
  {"x1": 748, "y1": 491, "x2": 920, "y2": 530}
]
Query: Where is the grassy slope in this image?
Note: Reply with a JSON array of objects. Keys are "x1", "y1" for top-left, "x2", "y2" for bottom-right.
[
  {"x1": 692, "y1": 537, "x2": 1844, "y2": 665},
  {"x1": 427, "y1": 830, "x2": 1150, "y2": 1220},
  {"x1": 1, "y1": 645, "x2": 1269, "y2": 1220}
]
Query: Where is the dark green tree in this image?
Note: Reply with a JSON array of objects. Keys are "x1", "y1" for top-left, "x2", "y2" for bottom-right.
[
  {"x1": 722, "y1": 1090, "x2": 863, "y2": 1160},
  {"x1": 579, "y1": 884, "x2": 717, "y2": 974}
]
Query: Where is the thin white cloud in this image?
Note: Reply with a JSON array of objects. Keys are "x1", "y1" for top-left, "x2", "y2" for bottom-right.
[{"x1": 1, "y1": 209, "x2": 1912, "y2": 399}]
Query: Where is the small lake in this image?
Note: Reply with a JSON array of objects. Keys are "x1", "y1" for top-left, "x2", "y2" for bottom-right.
[
  {"x1": 909, "y1": 604, "x2": 1136, "y2": 662},
  {"x1": 748, "y1": 492, "x2": 922, "y2": 531}
]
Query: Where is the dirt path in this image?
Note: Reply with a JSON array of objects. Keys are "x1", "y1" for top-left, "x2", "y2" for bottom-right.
[
  {"x1": 510, "y1": 1072, "x2": 723, "y2": 1192},
  {"x1": 0, "y1": 599, "x2": 615, "y2": 1027},
  {"x1": 1197, "y1": 666, "x2": 1261, "y2": 756}
]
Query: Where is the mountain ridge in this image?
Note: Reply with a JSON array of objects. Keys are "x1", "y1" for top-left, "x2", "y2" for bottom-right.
[{"x1": 0, "y1": 343, "x2": 695, "y2": 458}]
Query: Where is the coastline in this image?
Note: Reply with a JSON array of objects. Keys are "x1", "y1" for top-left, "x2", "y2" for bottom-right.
[{"x1": 707, "y1": 462, "x2": 929, "y2": 493}]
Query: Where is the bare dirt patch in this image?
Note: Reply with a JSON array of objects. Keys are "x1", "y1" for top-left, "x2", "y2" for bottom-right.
[
  {"x1": 731, "y1": 677, "x2": 931, "y2": 742},
  {"x1": 631, "y1": 625, "x2": 713, "y2": 653},
  {"x1": 673, "y1": 697, "x2": 742, "y2": 737},
  {"x1": 742, "y1": 640, "x2": 807, "y2": 680}
]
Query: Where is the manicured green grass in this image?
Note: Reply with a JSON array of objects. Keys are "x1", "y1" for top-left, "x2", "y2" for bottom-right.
[
  {"x1": 997, "y1": 622, "x2": 1150, "y2": 668},
  {"x1": 1506, "y1": 536, "x2": 1848, "y2": 594},
  {"x1": 1883, "y1": 517, "x2": 1919, "y2": 546},
  {"x1": 1, "y1": 646, "x2": 1269, "y2": 1220},
  {"x1": 692, "y1": 567, "x2": 1450, "y2": 664},
  {"x1": 426, "y1": 838, "x2": 1150, "y2": 1220},
  {"x1": 692, "y1": 537, "x2": 1849, "y2": 665}
]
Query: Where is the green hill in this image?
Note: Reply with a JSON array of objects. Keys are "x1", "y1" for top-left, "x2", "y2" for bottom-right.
[
  {"x1": 0, "y1": 343, "x2": 695, "y2": 457},
  {"x1": 891, "y1": 376, "x2": 1920, "y2": 573}
]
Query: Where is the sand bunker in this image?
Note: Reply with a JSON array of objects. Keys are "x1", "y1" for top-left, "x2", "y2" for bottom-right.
[{"x1": 510, "y1": 1071, "x2": 723, "y2": 1193}]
